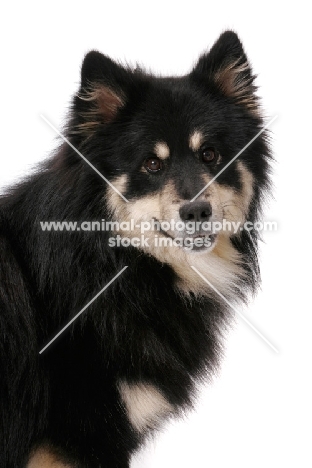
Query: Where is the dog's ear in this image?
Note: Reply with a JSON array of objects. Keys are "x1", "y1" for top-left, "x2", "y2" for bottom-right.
[
  {"x1": 74, "y1": 51, "x2": 128, "y2": 133},
  {"x1": 192, "y1": 31, "x2": 258, "y2": 113}
]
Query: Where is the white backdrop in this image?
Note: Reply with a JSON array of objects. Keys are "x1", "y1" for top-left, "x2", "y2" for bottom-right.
[{"x1": 1, "y1": 2, "x2": 311, "y2": 467}]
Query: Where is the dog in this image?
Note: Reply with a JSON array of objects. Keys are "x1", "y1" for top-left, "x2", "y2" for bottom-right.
[{"x1": 0, "y1": 31, "x2": 270, "y2": 467}]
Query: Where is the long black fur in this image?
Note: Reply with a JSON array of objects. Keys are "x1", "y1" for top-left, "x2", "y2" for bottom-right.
[{"x1": 0, "y1": 31, "x2": 270, "y2": 467}]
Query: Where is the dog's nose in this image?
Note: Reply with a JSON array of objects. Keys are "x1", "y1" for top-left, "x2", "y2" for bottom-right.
[{"x1": 179, "y1": 201, "x2": 212, "y2": 222}]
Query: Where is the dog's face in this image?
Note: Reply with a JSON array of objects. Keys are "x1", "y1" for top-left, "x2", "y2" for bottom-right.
[
  {"x1": 70, "y1": 31, "x2": 269, "y2": 294},
  {"x1": 104, "y1": 82, "x2": 255, "y2": 255}
]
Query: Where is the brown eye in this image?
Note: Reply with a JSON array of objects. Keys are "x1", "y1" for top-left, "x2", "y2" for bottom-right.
[
  {"x1": 201, "y1": 147, "x2": 217, "y2": 164},
  {"x1": 144, "y1": 156, "x2": 163, "y2": 173}
]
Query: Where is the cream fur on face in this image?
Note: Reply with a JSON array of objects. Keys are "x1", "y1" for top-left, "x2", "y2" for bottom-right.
[{"x1": 105, "y1": 159, "x2": 254, "y2": 298}]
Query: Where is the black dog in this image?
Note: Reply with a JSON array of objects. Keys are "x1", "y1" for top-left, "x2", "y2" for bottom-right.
[{"x1": 0, "y1": 31, "x2": 270, "y2": 467}]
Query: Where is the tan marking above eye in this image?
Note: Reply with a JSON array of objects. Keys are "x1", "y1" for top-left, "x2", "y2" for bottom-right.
[
  {"x1": 154, "y1": 142, "x2": 170, "y2": 160},
  {"x1": 189, "y1": 130, "x2": 204, "y2": 152}
]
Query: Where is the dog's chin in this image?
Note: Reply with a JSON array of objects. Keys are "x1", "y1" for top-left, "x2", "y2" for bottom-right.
[
  {"x1": 159, "y1": 230, "x2": 218, "y2": 254},
  {"x1": 181, "y1": 234, "x2": 218, "y2": 254}
]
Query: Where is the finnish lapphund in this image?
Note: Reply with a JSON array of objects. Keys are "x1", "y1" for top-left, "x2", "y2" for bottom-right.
[{"x1": 0, "y1": 31, "x2": 270, "y2": 467}]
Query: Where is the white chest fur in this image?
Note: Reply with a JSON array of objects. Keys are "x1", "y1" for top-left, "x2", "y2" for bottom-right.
[{"x1": 118, "y1": 381, "x2": 173, "y2": 433}]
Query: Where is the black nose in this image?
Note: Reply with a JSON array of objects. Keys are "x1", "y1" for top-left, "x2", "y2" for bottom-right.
[{"x1": 179, "y1": 201, "x2": 212, "y2": 222}]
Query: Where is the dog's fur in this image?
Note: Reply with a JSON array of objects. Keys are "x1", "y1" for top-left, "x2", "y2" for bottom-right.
[{"x1": 0, "y1": 31, "x2": 270, "y2": 467}]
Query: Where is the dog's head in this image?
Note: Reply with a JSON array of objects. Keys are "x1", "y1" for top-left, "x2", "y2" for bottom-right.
[{"x1": 69, "y1": 31, "x2": 270, "y2": 295}]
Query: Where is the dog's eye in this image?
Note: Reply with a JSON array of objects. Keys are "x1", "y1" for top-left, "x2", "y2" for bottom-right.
[
  {"x1": 144, "y1": 157, "x2": 163, "y2": 173},
  {"x1": 201, "y1": 147, "x2": 217, "y2": 164}
]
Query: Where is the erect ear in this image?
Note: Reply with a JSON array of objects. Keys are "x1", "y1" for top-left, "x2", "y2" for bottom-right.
[
  {"x1": 192, "y1": 31, "x2": 258, "y2": 114},
  {"x1": 74, "y1": 51, "x2": 128, "y2": 133}
]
